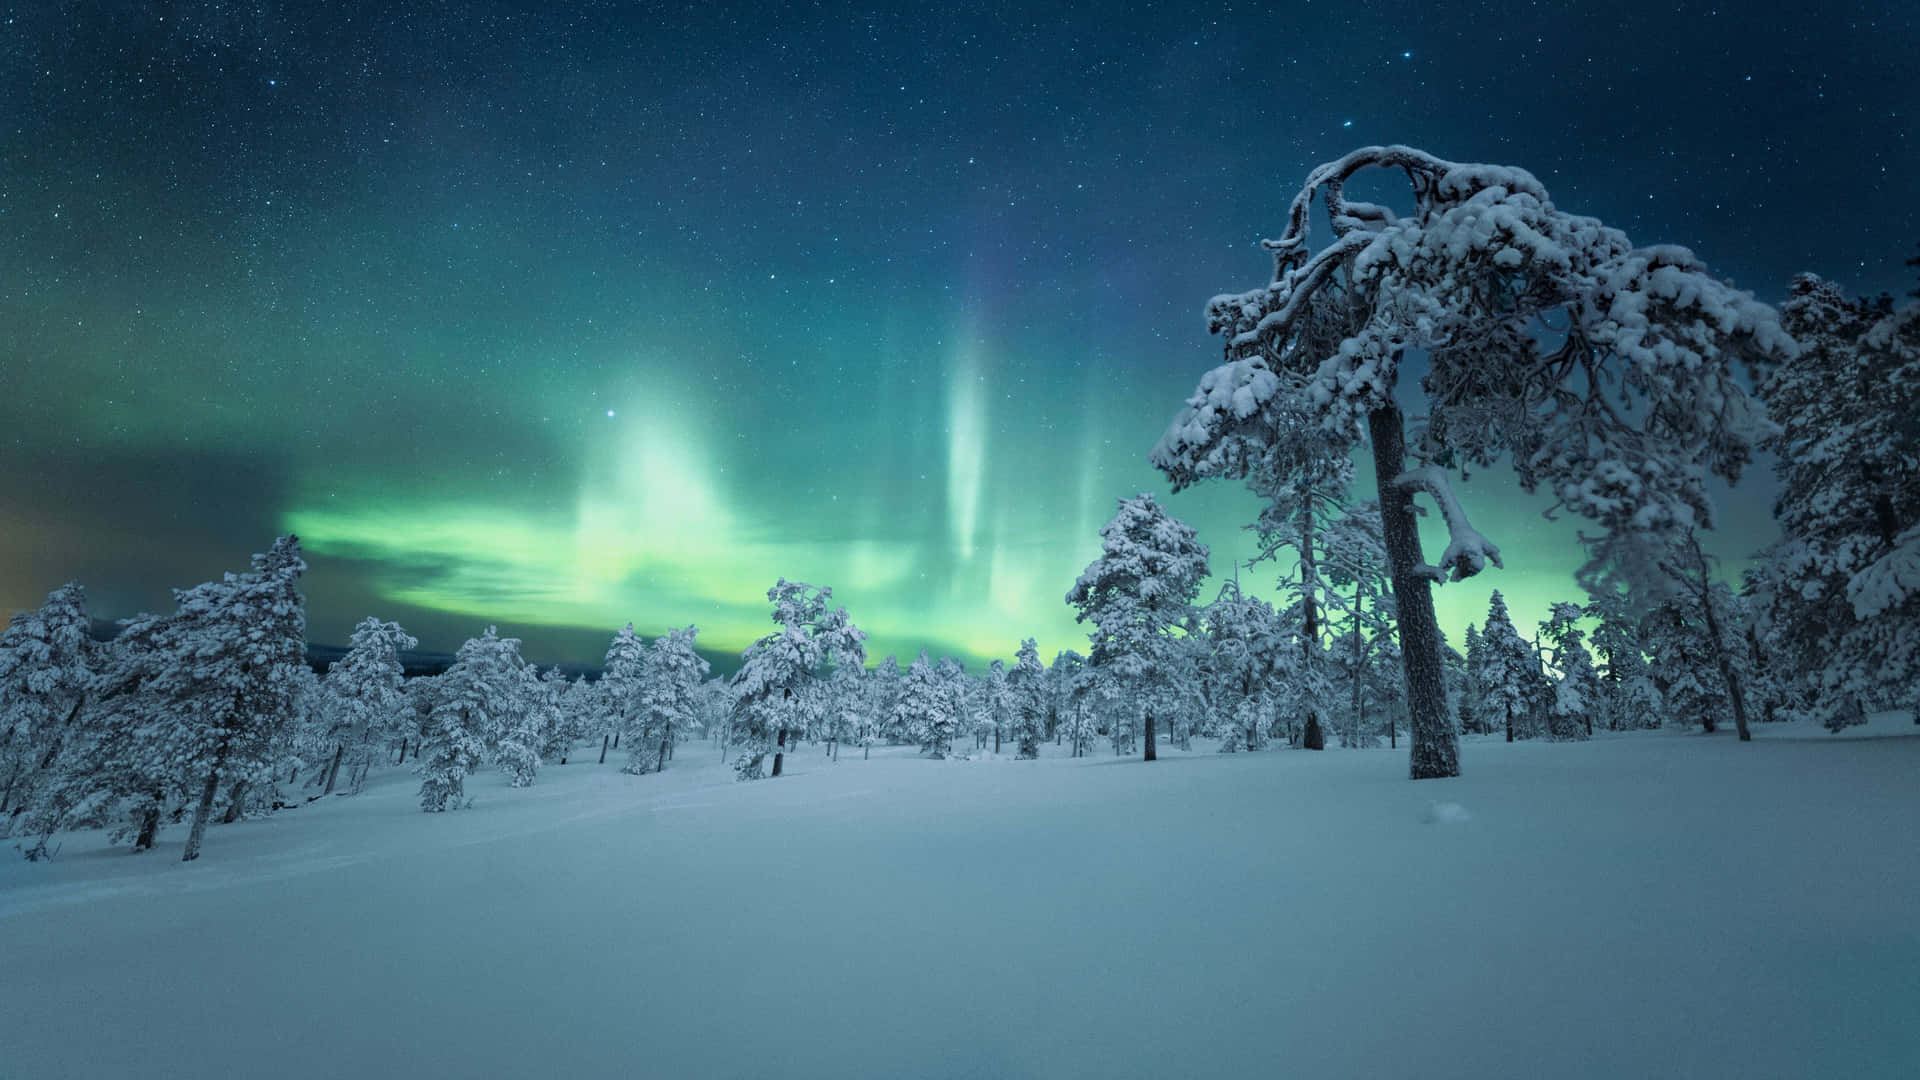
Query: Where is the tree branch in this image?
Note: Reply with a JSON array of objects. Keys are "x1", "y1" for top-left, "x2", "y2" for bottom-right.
[{"x1": 1394, "y1": 465, "x2": 1503, "y2": 582}]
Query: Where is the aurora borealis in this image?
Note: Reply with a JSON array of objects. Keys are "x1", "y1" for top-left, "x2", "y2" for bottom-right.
[{"x1": 4, "y1": 3, "x2": 1915, "y2": 668}]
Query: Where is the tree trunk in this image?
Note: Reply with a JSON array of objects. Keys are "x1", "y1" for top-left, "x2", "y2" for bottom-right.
[
  {"x1": 1690, "y1": 559, "x2": 1752, "y2": 743},
  {"x1": 183, "y1": 754, "x2": 226, "y2": 862},
  {"x1": 660, "y1": 738, "x2": 672, "y2": 772},
  {"x1": 322, "y1": 743, "x2": 345, "y2": 796},
  {"x1": 598, "y1": 733, "x2": 610, "y2": 764},
  {"x1": 1143, "y1": 709, "x2": 1157, "y2": 762},
  {"x1": 612, "y1": 731, "x2": 620, "y2": 749},
  {"x1": 134, "y1": 795, "x2": 162, "y2": 852},
  {"x1": 1303, "y1": 714, "x2": 1324, "y2": 750},
  {"x1": 221, "y1": 779, "x2": 249, "y2": 824},
  {"x1": 994, "y1": 727, "x2": 1000, "y2": 754},
  {"x1": 772, "y1": 727, "x2": 787, "y2": 777},
  {"x1": 1368, "y1": 403, "x2": 1461, "y2": 779}
]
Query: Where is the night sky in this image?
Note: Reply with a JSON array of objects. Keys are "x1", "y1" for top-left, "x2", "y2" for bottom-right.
[{"x1": 4, "y1": 2, "x2": 1915, "y2": 668}]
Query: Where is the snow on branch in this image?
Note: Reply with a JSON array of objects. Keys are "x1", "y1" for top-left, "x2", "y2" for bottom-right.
[{"x1": 1394, "y1": 464, "x2": 1503, "y2": 582}]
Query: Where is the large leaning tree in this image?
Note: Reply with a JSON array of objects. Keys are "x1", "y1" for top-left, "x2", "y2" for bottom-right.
[{"x1": 1154, "y1": 145, "x2": 1793, "y2": 778}]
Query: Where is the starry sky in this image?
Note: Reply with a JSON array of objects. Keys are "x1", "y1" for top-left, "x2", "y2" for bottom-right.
[{"x1": 3, "y1": 1, "x2": 1915, "y2": 669}]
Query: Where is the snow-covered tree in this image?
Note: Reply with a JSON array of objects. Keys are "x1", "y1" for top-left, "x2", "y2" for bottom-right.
[
  {"x1": 1758, "y1": 274, "x2": 1920, "y2": 729},
  {"x1": 1050, "y1": 650, "x2": 1097, "y2": 757},
  {"x1": 981, "y1": 659, "x2": 1013, "y2": 753},
  {"x1": 863, "y1": 655, "x2": 903, "y2": 755},
  {"x1": 1008, "y1": 638, "x2": 1046, "y2": 759},
  {"x1": 538, "y1": 667, "x2": 580, "y2": 763},
  {"x1": 1198, "y1": 579, "x2": 1287, "y2": 752},
  {"x1": 141, "y1": 536, "x2": 311, "y2": 861},
  {"x1": 893, "y1": 649, "x2": 956, "y2": 758},
  {"x1": 1656, "y1": 530, "x2": 1755, "y2": 740},
  {"x1": 729, "y1": 579, "x2": 866, "y2": 780},
  {"x1": 598, "y1": 623, "x2": 648, "y2": 764},
  {"x1": 0, "y1": 582, "x2": 96, "y2": 827},
  {"x1": 1067, "y1": 494, "x2": 1210, "y2": 762},
  {"x1": 937, "y1": 656, "x2": 971, "y2": 752},
  {"x1": 1459, "y1": 623, "x2": 1486, "y2": 734},
  {"x1": 418, "y1": 627, "x2": 525, "y2": 810},
  {"x1": 1159, "y1": 146, "x2": 1791, "y2": 777},
  {"x1": 1643, "y1": 595, "x2": 1733, "y2": 734},
  {"x1": 495, "y1": 659, "x2": 545, "y2": 789},
  {"x1": 1539, "y1": 603, "x2": 1597, "y2": 741},
  {"x1": 1584, "y1": 590, "x2": 1656, "y2": 731},
  {"x1": 627, "y1": 625, "x2": 709, "y2": 775},
  {"x1": 318, "y1": 617, "x2": 417, "y2": 795},
  {"x1": 1478, "y1": 592, "x2": 1535, "y2": 743}
]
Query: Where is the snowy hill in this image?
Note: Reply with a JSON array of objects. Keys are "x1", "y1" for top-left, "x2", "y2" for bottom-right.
[{"x1": 4, "y1": 721, "x2": 1917, "y2": 1079}]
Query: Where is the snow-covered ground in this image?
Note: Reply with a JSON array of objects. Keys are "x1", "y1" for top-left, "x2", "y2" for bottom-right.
[{"x1": 4, "y1": 718, "x2": 1917, "y2": 1079}]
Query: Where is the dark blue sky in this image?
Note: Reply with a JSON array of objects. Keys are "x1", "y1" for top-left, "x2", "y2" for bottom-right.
[{"x1": 3, "y1": 0, "x2": 1914, "y2": 665}]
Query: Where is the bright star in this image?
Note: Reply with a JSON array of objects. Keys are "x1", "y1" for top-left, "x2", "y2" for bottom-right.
[{"x1": 606, "y1": 410, "x2": 616, "y2": 418}]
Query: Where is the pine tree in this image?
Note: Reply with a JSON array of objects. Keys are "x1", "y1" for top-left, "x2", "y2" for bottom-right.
[
  {"x1": 1540, "y1": 603, "x2": 1597, "y2": 741},
  {"x1": 599, "y1": 623, "x2": 648, "y2": 764},
  {"x1": 1161, "y1": 147, "x2": 1790, "y2": 778},
  {"x1": 0, "y1": 582, "x2": 96, "y2": 826},
  {"x1": 1049, "y1": 650, "x2": 1097, "y2": 757},
  {"x1": 1067, "y1": 494, "x2": 1210, "y2": 763},
  {"x1": 894, "y1": 650, "x2": 956, "y2": 758},
  {"x1": 495, "y1": 655, "x2": 544, "y2": 789},
  {"x1": 983, "y1": 659, "x2": 1012, "y2": 754},
  {"x1": 1008, "y1": 638, "x2": 1046, "y2": 759},
  {"x1": 1478, "y1": 592, "x2": 1535, "y2": 743},
  {"x1": 537, "y1": 667, "x2": 578, "y2": 763},
  {"x1": 1459, "y1": 623, "x2": 1485, "y2": 735},
  {"x1": 1199, "y1": 579, "x2": 1287, "y2": 752},
  {"x1": 729, "y1": 580, "x2": 866, "y2": 780},
  {"x1": 318, "y1": 617, "x2": 417, "y2": 795},
  {"x1": 418, "y1": 627, "x2": 523, "y2": 810},
  {"x1": 627, "y1": 626, "x2": 709, "y2": 775},
  {"x1": 1758, "y1": 274, "x2": 1920, "y2": 729}
]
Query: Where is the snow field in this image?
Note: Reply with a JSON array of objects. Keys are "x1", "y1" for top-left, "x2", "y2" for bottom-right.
[{"x1": 2, "y1": 720, "x2": 1916, "y2": 1079}]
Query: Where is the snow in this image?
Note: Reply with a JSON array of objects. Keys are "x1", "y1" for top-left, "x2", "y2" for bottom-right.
[{"x1": 4, "y1": 719, "x2": 1918, "y2": 1079}]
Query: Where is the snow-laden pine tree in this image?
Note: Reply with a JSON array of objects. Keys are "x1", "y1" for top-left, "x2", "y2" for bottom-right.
[
  {"x1": 626, "y1": 625, "x2": 709, "y2": 775},
  {"x1": 318, "y1": 617, "x2": 416, "y2": 795},
  {"x1": 1159, "y1": 146, "x2": 1791, "y2": 777},
  {"x1": 16, "y1": 610, "x2": 178, "y2": 857},
  {"x1": 151, "y1": 536, "x2": 310, "y2": 861},
  {"x1": 0, "y1": 582, "x2": 96, "y2": 827},
  {"x1": 1643, "y1": 595, "x2": 1734, "y2": 734},
  {"x1": 1459, "y1": 623, "x2": 1486, "y2": 734},
  {"x1": 937, "y1": 656, "x2": 970, "y2": 752},
  {"x1": 1758, "y1": 274, "x2": 1920, "y2": 729},
  {"x1": 1008, "y1": 638, "x2": 1046, "y2": 759},
  {"x1": 1198, "y1": 579, "x2": 1287, "y2": 752},
  {"x1": 1584, "y1": 590, "x2": 1662, "y2": 731},
  {"x1": 418, "y1": 627, "x2": 524, "y2": 810},
  {"x1": 537, "y1": 667, "x2": 578, "y2": 763},
  {"x1": 1478, "y1": 592, "x2": 1535, "y2": 743},
  {"x1": 1656, "y1": 530, "x2": 1756, "y2": 739},
  {"x1": 893, "y1": 649, "x2": 955, "y2": 758},
  {"x1": 983, "y1": 659, "x2": 1013, "y2": 754},
  {"x1": 599, "y1": 622, "x2": 647, "y2": 764},
  {"x1": 729, "y1": 580, "x2": 866, "y2": 780},
  {"x1": 864, "y1": 655, "x2": 903, "y2": 754},
  {"x1": 1539, "y1": 603, "x2": 1597, "y2": 741},
  {"x1": 1067, "y1": 494, "x2": 1210, "y2": 763},
  {"x1": 1049, "y1": 650, "x2": 1097, "y2": 757},
  {"x1": 495, "y1": 657, "x2": 545, "y2": 788},
  {"x1": 1318, "y1": 501, "x2": 1402, "y2": 747}
]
